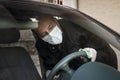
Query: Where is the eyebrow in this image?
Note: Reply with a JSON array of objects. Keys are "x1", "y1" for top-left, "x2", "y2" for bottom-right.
[{"x1": 48, "y1": 22, "x2": 55, "y2": 30}]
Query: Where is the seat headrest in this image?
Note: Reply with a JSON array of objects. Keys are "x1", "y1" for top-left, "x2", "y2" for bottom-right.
[{"x1": 0, "y1": 29, "x2": 20, "y2": 44}]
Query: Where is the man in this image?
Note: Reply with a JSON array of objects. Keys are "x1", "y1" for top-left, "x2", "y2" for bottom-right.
[{"x1": 34, "y1": 15, "x2": 117, "y2": 71}]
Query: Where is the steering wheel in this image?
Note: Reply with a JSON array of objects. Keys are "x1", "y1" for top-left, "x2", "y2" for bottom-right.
[{"x1": 47, "y1": 51, "x2": 87, "y2": 80}]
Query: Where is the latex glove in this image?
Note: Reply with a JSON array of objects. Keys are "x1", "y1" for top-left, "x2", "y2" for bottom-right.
[{"x1": 79, "y1": 48, "x2": 97, "y2": 62}]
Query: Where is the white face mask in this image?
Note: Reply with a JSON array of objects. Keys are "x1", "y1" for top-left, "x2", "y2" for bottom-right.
[{"x1": 42, "y1": 25, "x2": 63, "y2": 45}]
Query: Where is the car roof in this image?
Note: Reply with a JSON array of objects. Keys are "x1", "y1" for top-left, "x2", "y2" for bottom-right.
[{"x1": 0, "y1": 0, "x2": 120, "y2": 50}]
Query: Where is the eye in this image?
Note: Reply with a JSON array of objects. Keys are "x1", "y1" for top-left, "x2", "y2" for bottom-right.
[
  {"x1": 48, "y1": 25, "x2": 54, "y2": 31},
  {"x1": 40, "y1": 32, "x2": 48, "y2": 38}
]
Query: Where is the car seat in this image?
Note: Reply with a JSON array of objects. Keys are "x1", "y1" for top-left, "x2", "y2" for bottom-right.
[{"x1": 0, "y1": 29, "x2": 42, "y2": 80}]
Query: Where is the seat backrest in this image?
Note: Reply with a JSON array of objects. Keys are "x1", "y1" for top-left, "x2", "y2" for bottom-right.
[
  {"x1": 0, "y1": 28, "x2": 41, "y2": 80},
  {"x1": 0, "y1": 5, "x2": 41, "y2": 80}
]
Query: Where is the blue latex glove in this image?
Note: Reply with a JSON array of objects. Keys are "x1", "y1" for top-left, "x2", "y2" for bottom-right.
[{"x1": 79, "y1": 48, "x2": 97, "y2": 62}]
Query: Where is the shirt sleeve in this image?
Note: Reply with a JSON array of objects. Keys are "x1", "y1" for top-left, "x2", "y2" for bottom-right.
[{"x1": 84, "y1": 34, "x2": 118, "y2": 69}]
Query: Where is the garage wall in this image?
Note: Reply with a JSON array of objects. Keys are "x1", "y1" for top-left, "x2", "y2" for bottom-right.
[
  {"x1": 78, "y1": 0, "x2": 120, "y2": 33},
  {"x1": 63, "y1": 0, "x2": 77, "y2": 9},
  {"x1": 78, "y1": 0, "x2": 120, "y2": 70}
]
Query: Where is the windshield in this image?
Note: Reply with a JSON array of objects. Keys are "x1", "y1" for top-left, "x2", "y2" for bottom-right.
[
  {"x1": 0, "y1": 0, "x2": 120, "y2": 71},
  {"x1": 0, "y1": 0, "x2": 119, "y2": 50}
]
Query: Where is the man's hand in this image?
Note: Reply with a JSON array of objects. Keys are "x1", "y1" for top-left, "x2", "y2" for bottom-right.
[{"x1": 79, "y1": 48, "x2": 97, "y2": 62}]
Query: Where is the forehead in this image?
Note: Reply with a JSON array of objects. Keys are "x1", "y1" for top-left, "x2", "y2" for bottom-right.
[
  {"x1": 38, "y1": 17, "x2": 57, "y2": 28},
  {"x1": 39, "y1": 18, "x2": 54, "y2": 25},
  {"x1": 39, "y1": 16, "x2": 55, "y2": 23}
]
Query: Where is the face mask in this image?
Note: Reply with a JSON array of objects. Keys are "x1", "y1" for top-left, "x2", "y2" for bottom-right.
[{"x1": 42, "y1": 25, "x2": 63, "y2": 45}]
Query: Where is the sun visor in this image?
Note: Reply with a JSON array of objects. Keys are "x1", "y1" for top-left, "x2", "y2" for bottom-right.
[
  {"x1": 0, "y1": 5, "x2": 38, "y2": 29},
  {"x1": 0, "y1": 19, "x2": 38, "y2": 29},
  {"x1": 17, "y1": 21, "x2": 38, "y2": 29}
]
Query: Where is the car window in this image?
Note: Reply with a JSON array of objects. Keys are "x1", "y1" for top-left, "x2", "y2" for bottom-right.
[{"x1": 0, "y1": 1, "x2": 120, "y2": 71}]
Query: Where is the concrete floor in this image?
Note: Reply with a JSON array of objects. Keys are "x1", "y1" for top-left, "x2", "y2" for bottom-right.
[{"x1": 30, "y1": 53, "x2": 42, "y2": 77}]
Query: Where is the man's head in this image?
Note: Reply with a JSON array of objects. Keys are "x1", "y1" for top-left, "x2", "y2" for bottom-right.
[{"x1": 36, "y1": 15, "x2": 63, "y2": 45}]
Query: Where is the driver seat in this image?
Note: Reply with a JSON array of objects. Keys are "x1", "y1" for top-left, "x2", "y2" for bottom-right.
[{"x1": 0, "y1": 29, "x2": 42, "y2": 80}]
